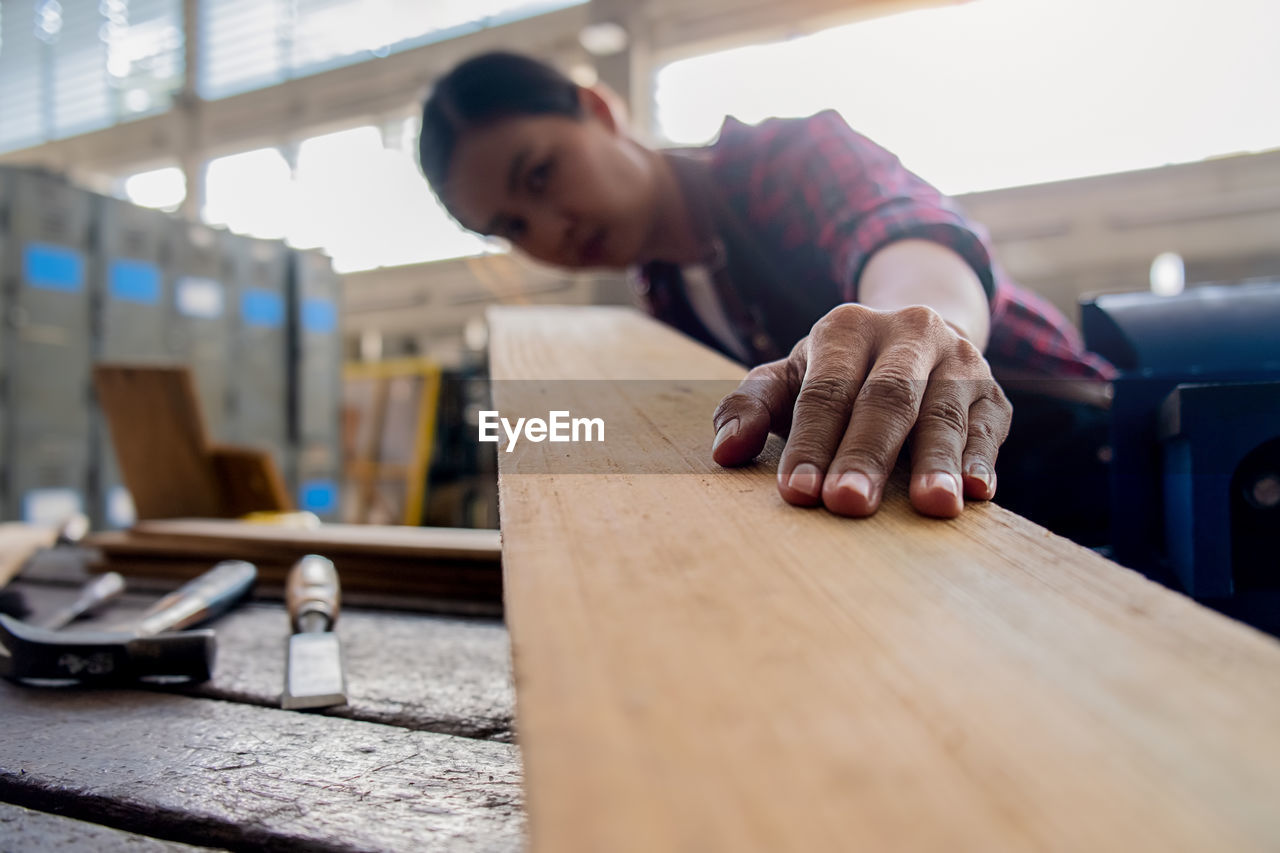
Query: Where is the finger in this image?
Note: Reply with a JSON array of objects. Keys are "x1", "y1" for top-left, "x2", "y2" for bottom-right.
[
  {"x1": 906, "y1": 378, "x2": 975, "y2": 518},
  {"x1": 960, "y1": 389, "x2": 1012, "y2": 501},
  {"x1": 776, "y1": 345, "x2": 870, "y2": 506},
  {"x1": 711, "y1": 354, "x2": 804, "y2": 467},
  {"x1": 821, "y1": 347, "x2": 930, "y2": 517}
]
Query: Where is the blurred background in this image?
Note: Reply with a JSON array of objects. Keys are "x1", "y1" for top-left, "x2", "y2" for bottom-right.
[{"x1": 0, "y1": 0, "x2": 1276, "y2": 534}]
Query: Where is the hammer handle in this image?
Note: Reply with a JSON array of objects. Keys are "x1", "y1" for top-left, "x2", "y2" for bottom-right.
[
  {"x1": 286, "y1": 555, "x2": 340, "y2": 633},
  {"x1": 134, "y1": 560, "x2": 257, "y2": 637},
  {"x1": 39, "y1": 571, "x2": 125, "y2": 630}
]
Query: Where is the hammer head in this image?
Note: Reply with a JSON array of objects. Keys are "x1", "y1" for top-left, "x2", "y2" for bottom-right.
[{"x1": 0, "y1": 614, "x2": 215, "y2": 685}]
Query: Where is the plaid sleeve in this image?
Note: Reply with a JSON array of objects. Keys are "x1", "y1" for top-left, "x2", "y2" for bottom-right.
[
  {"x1": 987, "y1": 280, "x2": 1118, "y2": 379},
  {"x1": 741, "y1": 110, "x2": 996, "y2": 306}
]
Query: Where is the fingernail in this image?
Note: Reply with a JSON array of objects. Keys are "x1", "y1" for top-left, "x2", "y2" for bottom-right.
[
  {"x1": 966, "y1": 463, "x2": 993, "y2": 493},
  {"x1": 786, "y1": 463, "x2": 823, "y2": 498},
  {"x1": 712, "y1": 418, "x2": 739, "y2": 454},
  {"x1": 926, "y1": 471, "x2": 959, "y2": 498},
  {"x1": 835, "y1": 470, "x2": 874, "y2": 503}
]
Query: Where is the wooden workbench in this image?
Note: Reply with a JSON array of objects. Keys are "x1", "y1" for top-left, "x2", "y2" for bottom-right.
[
  {"x1": 8, "y1": 306, "x2": 1280, "y2": 851},
  {"x1": 0, "y1": 555, "x2": 522, "y2": 851}
]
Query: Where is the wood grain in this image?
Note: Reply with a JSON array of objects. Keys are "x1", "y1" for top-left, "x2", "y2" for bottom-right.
[
  {"x1": 489, "y1": 306, "x2": 1280, "y2": 853},
  {"x1": 126, "y1": 519, "x2": 501, "y2": 562},
  {"x1": 93, "y1": 365, "x2": 224, "y2": 519},
  {"x1": 82, "y1": 545, "x2": 503, "y2": 610},
  {"x1": 208, "y1": 445, "x2": 293, "y2": 515},
  {"x1": 84, "y1": 521, "x2": 504, "y2": 609},
  {"x1": 0, "y1": 802, "x2": 223, "y2": 852},
  {"x1": 0, "y1": 682, "x2": 523, "y2": 852}
]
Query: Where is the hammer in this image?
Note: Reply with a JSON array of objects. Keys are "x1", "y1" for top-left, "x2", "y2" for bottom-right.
[
  {"x1": 0, "y1": 560, "x2": 257, "y2": 685},
  {"x1": 0, "y1": 615, "x2": 215, "y2": 684}
]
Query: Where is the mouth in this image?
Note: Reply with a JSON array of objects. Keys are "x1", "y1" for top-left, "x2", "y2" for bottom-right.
[{"x1": 576, "y1": 227, "x2": 608, "y2": 267}]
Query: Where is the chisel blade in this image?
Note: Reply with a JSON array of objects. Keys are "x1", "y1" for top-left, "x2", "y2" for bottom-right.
[{"x1": 282, "y1": 627, "x2": 346, "y2": 710}]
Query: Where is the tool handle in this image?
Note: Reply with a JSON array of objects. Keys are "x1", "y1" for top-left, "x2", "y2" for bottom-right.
[
  {"x1": 135, "y1": 560, "x2": 258, "y2": 637},
  {"x1": 286, "y1": 555, "x2": 340, "y2": 633},
  {"x1": 72, "y1": 571, "x2": 126, "y2": 613},
  {"x1": 39, "y1": 571, "x2": 126, "y2": 630}
]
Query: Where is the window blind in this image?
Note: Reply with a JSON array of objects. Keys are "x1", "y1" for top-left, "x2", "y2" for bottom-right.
[
  {"x1": 0, "y1": 0, "x2": 183, "y2": 154},
  {"x1": 197, "y1": 0, "x2": 586, "y2": 100},
  {"x1": 0, "y1": 1, "x2": 45, "y2": 151}
]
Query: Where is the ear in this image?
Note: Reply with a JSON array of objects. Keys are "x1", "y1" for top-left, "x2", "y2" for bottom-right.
[{"x1": 577, "y1": 85, "x2": 628, "y2": 135}]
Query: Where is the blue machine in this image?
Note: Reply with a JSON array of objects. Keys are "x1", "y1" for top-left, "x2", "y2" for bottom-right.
[{"x1": 1081, "y1": 280, "x2": 1280, "y2": 631}]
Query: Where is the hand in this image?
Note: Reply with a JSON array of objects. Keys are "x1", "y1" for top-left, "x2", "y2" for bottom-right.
[{"x1": 711, "y1": 303, "x2": 1012, "y2": 518}]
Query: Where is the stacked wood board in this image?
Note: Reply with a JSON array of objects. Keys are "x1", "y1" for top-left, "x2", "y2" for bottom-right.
[
  {"x1": 489, "y1": 306, "x2": 1280, "y2": 852},
  {"x1": 85, "y1": 519, "x2": 502, "y2": 612}
]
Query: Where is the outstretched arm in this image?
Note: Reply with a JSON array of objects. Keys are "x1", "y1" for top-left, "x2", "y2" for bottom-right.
[{"x1": 711, "y1": 238, "x2": 1010, "y2": 519}]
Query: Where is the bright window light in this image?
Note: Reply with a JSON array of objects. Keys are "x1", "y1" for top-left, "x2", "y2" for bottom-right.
[
  {"x1": 203, "y1": 147, "x2": 295, "y2": 239},
  {"x1": 199, "y1": 124, "x2": 490, "y2": 271},
  {"x1": 122, "y1": 166, "x2": 186, "y2": 211},
  {"x1": 1149, "y1": 252, "x2": 1186, "y2": 297},
  {"x1": 656, "y1": 0, "x2": 1280, "y2": 195},
  {"x1": 291, "y1": 122, "x2": 488, "y2": 273}
]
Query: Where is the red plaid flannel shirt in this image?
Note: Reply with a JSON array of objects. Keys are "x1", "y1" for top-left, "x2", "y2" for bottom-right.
[{"x1": 638, "y1": 110, "x2": 1115, "y2": 380}]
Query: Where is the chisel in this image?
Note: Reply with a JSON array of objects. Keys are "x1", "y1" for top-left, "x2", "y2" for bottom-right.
[{"x1": 281, "y1": 555, "x2": 346, "y2": 710}]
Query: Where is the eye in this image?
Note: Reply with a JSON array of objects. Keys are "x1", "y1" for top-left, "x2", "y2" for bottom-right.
[{"x1": 525, "y1": 159, "x2": 553, "y2": 196}]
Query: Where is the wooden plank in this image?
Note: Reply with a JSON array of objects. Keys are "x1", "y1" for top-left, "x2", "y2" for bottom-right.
[
  {"x1": 10, "y1": 580, "x2": 515, "y2": 740},
  {"x1": 21, "y1": 546, "x2": 501, "y2": 616},
  {"x1": 84, "y1": 529, "x2": 499, "y2": 570},
  {"x1": 489, "y1": 306, "x2": 1280, "y2": 853},
  {"x1": 0, "y1": 682, "x2": 523, "y2": 852},
  {"x1": 84, "y1": 521, "x2": 504, "y2": 608},
  {"x1": 92, "y1": 365, "x2": 224, "y2": 519},
  {"x1": 0, "y1": 523, "x2": 58, "y2": 588},
  {"x1": 0, "y1": 802, "x2": 224, "y2": 852},
  {"x1": 82, "y1": 545, "x2": 503, "y2": 608},
  {"x1": 124, "y1": 519, "x2": 501, "y2": 562}
]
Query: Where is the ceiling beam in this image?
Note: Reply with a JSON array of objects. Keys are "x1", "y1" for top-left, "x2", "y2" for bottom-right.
[{"x1": 0, "y1": 0, "x2": 961, "y2": 181}]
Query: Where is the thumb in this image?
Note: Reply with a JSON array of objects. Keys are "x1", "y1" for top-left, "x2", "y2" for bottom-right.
[{"x1": 711, "y1": 354, "x2": 804, "y2": 467}]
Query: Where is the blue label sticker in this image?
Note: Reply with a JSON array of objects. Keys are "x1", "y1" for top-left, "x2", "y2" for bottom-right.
[
  {"x1": 302, "y1": 297, "x2": 338, "y2": 335},
  {"x1": 300, "y1": 479, "x2": 339, "y2": 514},
  {"x1": 109, "y1": 259, "x2": 161, "y2": 304},
  {"x1": 24, "y1": 243, "x2": 84, "y2": 292},
  {"x1": 241, "y1": 289, "x2": 285, "y2": 328}
]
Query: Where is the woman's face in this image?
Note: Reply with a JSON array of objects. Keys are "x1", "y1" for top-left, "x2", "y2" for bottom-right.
[{"x1": 443, "y1": 97, "x2": 658, "y2": 270}]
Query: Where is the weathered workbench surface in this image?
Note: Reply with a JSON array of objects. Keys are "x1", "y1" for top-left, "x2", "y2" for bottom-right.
[{"x1": 0, "y1": 560, "x2": 522, "y2": 852}]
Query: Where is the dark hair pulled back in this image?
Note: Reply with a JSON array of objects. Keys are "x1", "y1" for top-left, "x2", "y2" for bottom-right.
[{"x1": 418, "y1": 51, "x2": 582, "y2": 199}]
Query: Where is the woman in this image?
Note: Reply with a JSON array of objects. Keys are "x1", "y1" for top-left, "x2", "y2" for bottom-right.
[{"x1": 418, "y1": 51, "x2": 1114, "y2": 537}]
